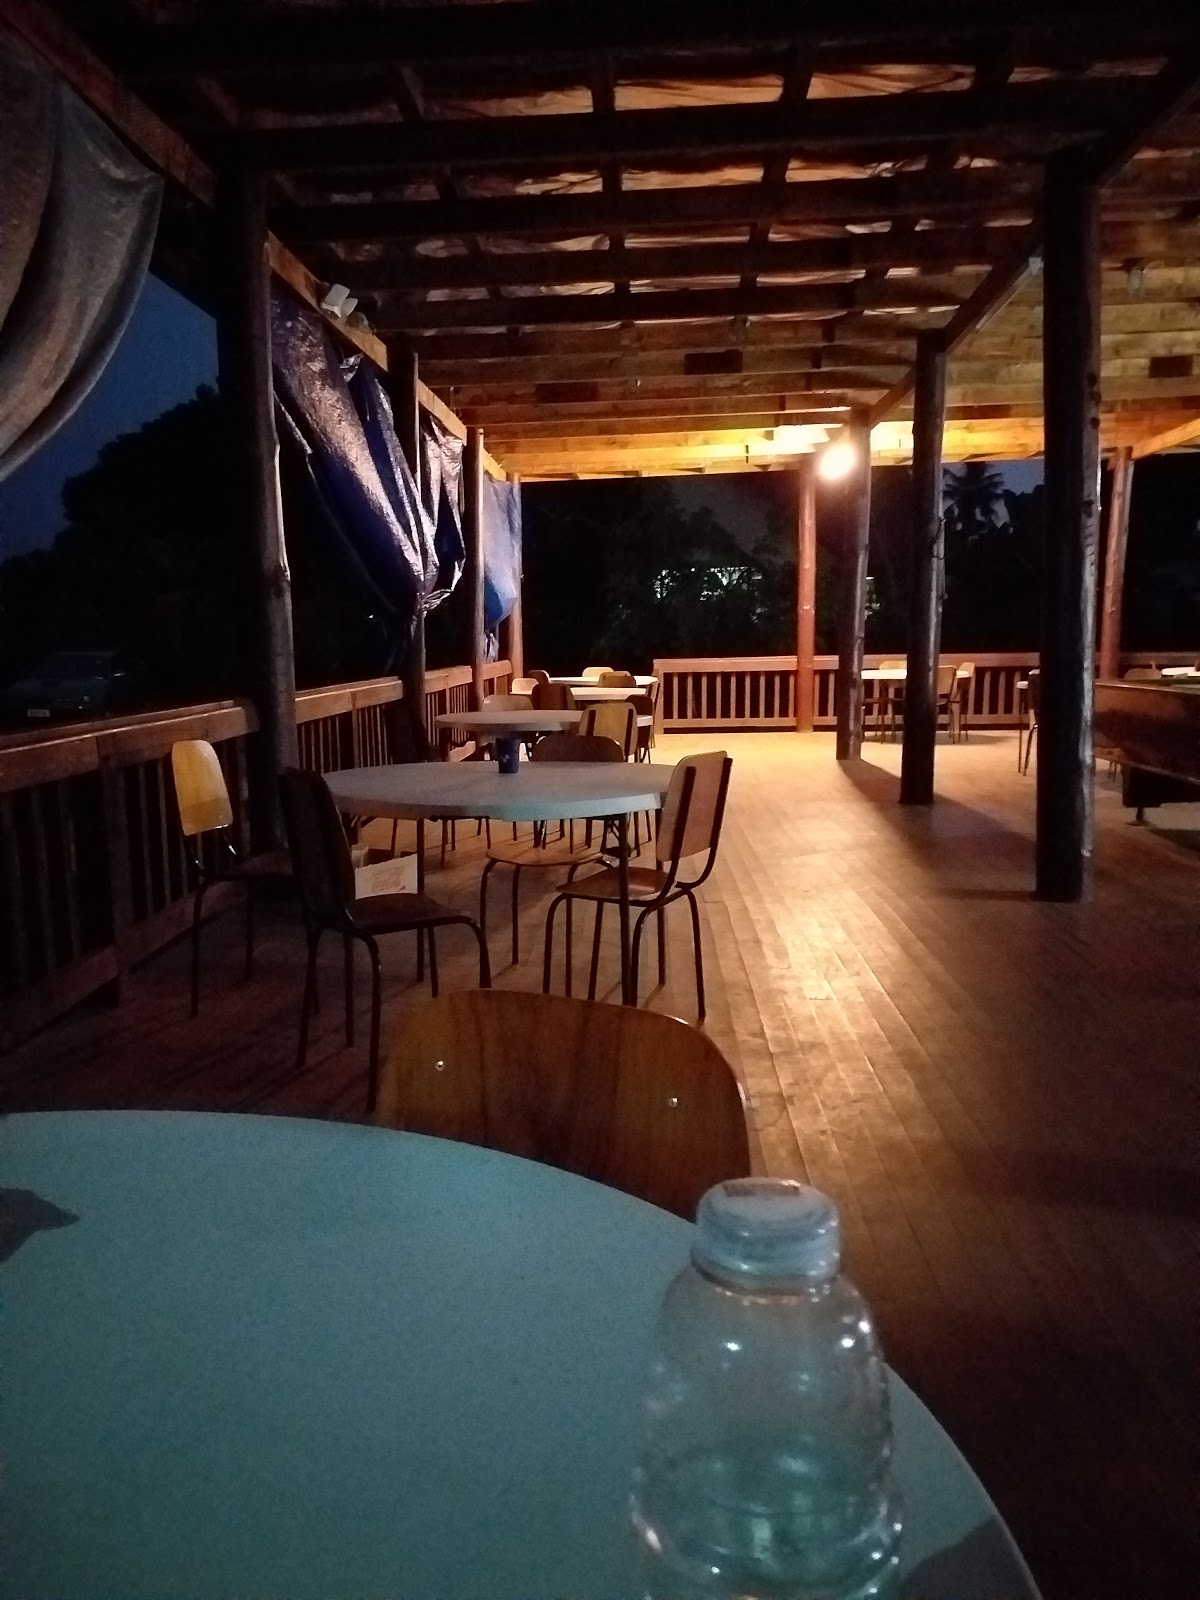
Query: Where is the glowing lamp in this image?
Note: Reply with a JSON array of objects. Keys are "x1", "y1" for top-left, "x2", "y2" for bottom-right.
[{"x1": 818, "y1": 439, "x2": 857, "y2": 482}]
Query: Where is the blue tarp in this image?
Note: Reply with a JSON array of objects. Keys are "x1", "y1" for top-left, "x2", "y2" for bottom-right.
[
  {"x1": 270, "y1": 289, "x2": 458, "y2": 663},
  {"x1": 481, "y1": 473, "x2": 522, "y2": 660},
  {"x1": 420, "y1": 415, "x2": 466, "y2": 603}
]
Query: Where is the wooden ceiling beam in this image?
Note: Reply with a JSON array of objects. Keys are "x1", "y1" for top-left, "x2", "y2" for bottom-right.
[
  {"x1": 246, "y1": 81, "x2": 1126, "y2": 176},
  {"x1": 98, "y1": 1, "x2": 1197, "y2": 81},
  {"x1": 275, "y1": 170, "x2": 1038, "y2": 245},
  {"x1": 406, "y1": 320, "x2": 918, "y2": 364},
  {"x1": 322, "y1": 218, "x2": 1200, "y2": 297},
  {"x1": 373, "y1": 277, "x2": 966, "y2": 334},
  {"x1": 421, "y1": 344, "x2": 913, "y2": 387},
  {"x1": 1131, "y1": 414, "x2": 1200, "y2": 456}
]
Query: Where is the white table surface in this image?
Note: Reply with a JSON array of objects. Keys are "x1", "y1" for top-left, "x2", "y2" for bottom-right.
[
  {"x1": 861, "y1": 667, "x2": 971, "y2": 682},
  {"x1": 326, "y1": 760, "x2": 671, "y2": 824},
  {"x1": 436, "y1": 710, "x2": 653, "y2": 736},
  {"x1": 1, "y1": 1111, "x2": 1041, "y2": 1600},
  {"x1": 550, "y1": 675, "x2": 657, "y2": 690},
  {"x1": 567, "y1": 685, "x2": 649, "y2": 703},
  {"x1": 1159, "y1": 665, "x2": 1200, "y2": 677}
]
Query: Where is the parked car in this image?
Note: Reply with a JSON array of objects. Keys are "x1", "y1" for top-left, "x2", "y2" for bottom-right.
[{"x1": 0, "y1": 650, "x2": 146, "y2": 726}]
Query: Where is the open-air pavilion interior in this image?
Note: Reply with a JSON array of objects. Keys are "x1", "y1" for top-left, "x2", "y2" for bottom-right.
[{"x1": 1, "y1": 5, "x2": 1197, "y2": 1600}]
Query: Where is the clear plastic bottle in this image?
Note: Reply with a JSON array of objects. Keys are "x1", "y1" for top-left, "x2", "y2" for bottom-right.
[{"x1": 631, "y1": 1178, "x2": 901, "y2": 1600}]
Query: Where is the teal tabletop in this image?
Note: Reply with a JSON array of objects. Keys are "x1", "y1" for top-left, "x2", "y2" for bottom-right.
[{"x1": 1, "y1": 1112, "x2": 1040, "y2": 1600}]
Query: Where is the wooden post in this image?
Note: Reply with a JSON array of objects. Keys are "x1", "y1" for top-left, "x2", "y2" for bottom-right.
[
  {"x1": 1098, "y1": 446, "x2": 1134, "y2": 682},
  {"x1": 795, "y1": 457, "x2": 817, "y2": 732},
  {"x1": 388, "y1": 344, "x2": 427, "y2": 728},
  {"x1": 900, "y1": 332, "x2": 948, "y2": 805},
  {"x1": 215, "y1": 165, "x2": 297, "y2": 848},
  {"x1": 464, "y1": 427, "x2": 487, "y2": 707},
  {"x1": 834, "y1": 415, "x2": 872, "y2": 761},
  {"x1": 1038, "y1": 151, "x2": 1101, "y2": 902},
  {"x1": 499, "y1": 474, "x2": 525, "y2": 678}
]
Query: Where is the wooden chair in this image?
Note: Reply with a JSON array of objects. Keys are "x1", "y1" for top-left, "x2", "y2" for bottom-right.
[
  {"x1": 526, "y1": 669, "x2": 551, "y2": 687},
  {"x1": 373, "y1": 989, "x2": 751, "y2": 1220},
  {"x1": 581, "y1": 666, "x2": 612, "y2": 681},
  {"x1": 886, "y1": 662, "x2": 958, "y2": 742},
  {"x1": 543, "y1": 751, "x2": 732, "y2": 1019},
  {"x1": 633, "y1": 680, "x2": 660, "y2": 760},
  {"x1": 580, "y1": 700, "x2": 637, "y2": 758},
  {"x1": 170, "y1": 739, "x2": 292, "y2": 1017},
  {"x1": 1021, "y1": 668, "x2": 1040, "y2": 773},
  {"x1": 480, "y1": 732, "x2": 623, "y2": 966},
  {"x1": 510, "y1": 677, "x2": 539, "y2": 695},
  {"x1": 598, "y1": 670, "x2": 638, "y2": 688},
  {"x1": 482, "y1": 692, "x2": 534, "y2": 710},
  {"x1": 532, "y1": 681, "x2": 577, "y2": 711},
  {"x1": 1122, "y1": 666, "x2": 1163, "y2": 681},
  {"x1": 872, "y1": 658, "x2": 906, "y2": 735},
  {"x1": 279, "y1": 767, "x2": 490, "y2": 1111}
]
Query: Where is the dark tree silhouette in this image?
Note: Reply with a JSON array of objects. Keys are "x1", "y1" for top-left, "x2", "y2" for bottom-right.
[{"x1": 942, "y1": 462, "x2": 1008, "y2": 544}]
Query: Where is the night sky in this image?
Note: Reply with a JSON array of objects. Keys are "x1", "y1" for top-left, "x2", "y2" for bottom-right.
[{"x1": 0, "y1": 274, "x2": 217, "y2": 556}]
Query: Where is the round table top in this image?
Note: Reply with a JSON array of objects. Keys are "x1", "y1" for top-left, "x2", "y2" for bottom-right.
[
  {"x1": 567, "y1": 685, "x2": 649, "y2": 702},
  {"x1": 326, "y1": 759, "x2": 673, "y2": 822},
  {"x1": 436, "y1": 710, "x2": 653, "y2": 736},
  {"x1": 2, "y1": 1112, "x2": 1040, "y2": 1600},
  {"x1": 550, "y1": 675, "x2": 657, "y2": 690},
  {"x1": 861, "y1": 667, "x2": 971, "y2": 682},
  {"x1": 1159, "y1": 665, "x2": 1200, "y2": 678}
]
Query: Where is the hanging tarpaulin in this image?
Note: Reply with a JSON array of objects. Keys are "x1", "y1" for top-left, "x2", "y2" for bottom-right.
[
  {"x1": 481, "y1": 474, "x2": 522, "y2": 662},
  {"x1": 420, "y1": 415, "x2": 467, "y2": 600},
  {"x1": 270, "y1": 288, "x2": 429, "y2": 658},
  {"x1": 0, "y1": 33, "x2": 162, "y2": 490}
]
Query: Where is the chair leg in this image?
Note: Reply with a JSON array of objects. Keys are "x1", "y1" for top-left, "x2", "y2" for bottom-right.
[
  {"x1": 244, "y1": 885, "x2": 255, "y2": 980},
  {"x1": 190, "y1": 883, "x2": 206, "y2": 1017},
  {"x1": 686, "y1": 891, "x2": 706, "y2": 1020},
  {"x1": 470, "y1": 917, "x2": 492, "y2": 988},
  {"x1": 588, "y1": 903, "x2": 604, "y2": 1000},
  {"x1": 343, "y1": 934, "x2": 355, "y2": 1045},
  {"x1": 479, "y1": 856, "x2": 495, "y2": 949},
  {"x1": 427, "y1": 926, "x2": 440, "y2": 998},
  {"x1": 543, "y1": 895, "x2": 565, "y2": 994},
  {"x1": 630, "y1": 909, "x2": 653, "y2": 1009},
  {"x1": 365, "y1": 937, "x2": 382, "y2": 1115},
  {"x1": 511, "y1": 864, "x2": 521, "y2": 965},
  {"x1": 657, "y1": 904, "x2": 667, "y2": 986},
  {"x1": 564, "y1": 899, "x2": 573, "y2": 997},
  {"x1": 297, "y1": 925, "x2": 321, "y2": 1071}
]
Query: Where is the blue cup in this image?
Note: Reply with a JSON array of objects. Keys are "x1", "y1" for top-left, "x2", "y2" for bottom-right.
[{"x1": 497, "y1": 736, "x2": 521, "y2": 775}]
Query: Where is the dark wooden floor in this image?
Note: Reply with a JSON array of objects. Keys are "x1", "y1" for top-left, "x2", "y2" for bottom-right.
[{"x1": 5, "y1": 732, "x2": 1196, "y2": 1600}]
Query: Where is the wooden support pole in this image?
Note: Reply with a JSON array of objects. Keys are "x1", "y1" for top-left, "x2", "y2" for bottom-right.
[
  {"x1": 498, "y1": 474, "x2": 525, "y2": 679},
  {"x1": 215, "y1": 165, "x2": 297, "y2": 848},
  {"x1": 834, "y1": 416, "x2": 872, "y2": 761},
  {"x1": 900, "y1": 331, "x2": 948, "y2": 805},
  {"x1": 795, "y1": 458, "x2": 817, "y2": 732},
  {"x1": 464, "y1": 427, "x2": 487, "y2": 707},
  {"x1": 1098, "y1": 446, "x2": 1134, "y2": 681},
  {"x1": 388, "y1": 344, "x2": 427, "y2": 728},
  {"x1": 1038, "y1": 151, "x2": 1101, "y2": 902}
]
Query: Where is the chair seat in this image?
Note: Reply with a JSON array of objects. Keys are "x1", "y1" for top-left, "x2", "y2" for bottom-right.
[
  {"x1": 558, "y1": 864, "x2": 673, "y2": 903},
  {"x1": 486, "y1": 835, "x2": 602, "y2": 869},
  {"x1": 350, "y1": 891, "x2": 461, "y2": 933},
  {"x1": 215, "y1": 848, "x2": 293, "y2": 882}
]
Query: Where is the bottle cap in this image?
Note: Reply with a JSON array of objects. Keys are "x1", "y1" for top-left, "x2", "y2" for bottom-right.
[{"x1": 693, "y1": 1178, "x2": 841, "y2": 1286}]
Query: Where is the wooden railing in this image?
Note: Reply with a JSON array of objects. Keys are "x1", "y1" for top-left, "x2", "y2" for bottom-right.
[
  {"x1": 653, "y1": 652, "x2": 1195, "y2": 734},
  {"x1": 0, "y1": 662, "x2": 511, "y2": 1053}
]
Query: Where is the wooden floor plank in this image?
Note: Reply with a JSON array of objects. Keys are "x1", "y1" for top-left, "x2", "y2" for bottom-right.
[{"x1": 3, "y1": 730, "x2": 1195, "y2": 1600}]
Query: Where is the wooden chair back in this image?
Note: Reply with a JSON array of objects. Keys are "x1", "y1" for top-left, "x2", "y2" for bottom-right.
[
  {"x1": 936, "y1": 663, "x2": 958, "y2": 696},
  {"x1": 581, "y1": 666, "x2": 612, "y2": 681},
  {"x1": 531, "y1": 732, "x2": 623, "y2": 763},
  {"x1": 878, "y1": 658, "x2": 906, "y2": 671},
  {"x1": 374, "y1": 990, "x2": 751, "y2": 1219},
  {"x1": 580, "y1": 700, "x2": 637, "y2": 757},
  {"x1": 533, "y1": 682, "x2": 577, "y2": 711},
  {"x1": 1027, "y1": 667, "x2": 1041, "y2": 714},
  {"x1": 658, "y1": 751, "x2": 732, "y2": 866},
  {"x1": 483, "y1": 692, "x2": 534, "y2": 710},
  {"x1": 510, "y1": 677, "x2": 539, "y2": 695},
  {"x1": 171, "y1": 740, "x2": 233, "y2": 838},
  {"x1": 278, "y1": 768, "x2": 355, "y2": 924},
  {"x1": 527, "y1": 669, "x2": 551, "y2": 687},
  {"x1": 1122, "y1": 666, "x2": 1163, "y2": 681},
  {"x1": 598, "y1": 670, "x2": 638, "y2": 688}
]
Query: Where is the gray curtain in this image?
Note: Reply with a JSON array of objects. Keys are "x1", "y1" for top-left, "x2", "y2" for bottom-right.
[{"x1": 0, "y1": 33, "x2": 162, "y2": 483}]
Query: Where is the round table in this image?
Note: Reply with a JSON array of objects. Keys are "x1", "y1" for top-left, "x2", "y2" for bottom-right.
[
  {"x1": 568, "y1": 684, "x2": 648, "y2": 703},
  {"x1": 550, "y1": 675, "x2": 657, "y2": 690},
  {"x1": 326, "y1": 761, "x2": 673, "y2": 1001},
  {"x1": 2, "y1": 1112, "x2": 1040, "y2": 1600},
  {"x1": 435, "y1": 709, "x2": 653, "y2": 737}
]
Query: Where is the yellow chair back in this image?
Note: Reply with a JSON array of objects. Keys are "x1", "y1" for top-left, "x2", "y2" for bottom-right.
[{"x1": 171, "y1": 740, "x2": 233, "y2": 838}]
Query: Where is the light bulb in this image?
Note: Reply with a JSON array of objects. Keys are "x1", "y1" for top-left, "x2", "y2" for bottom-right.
[{"x1": 818, "y1": 439, "x2": 857, "y2": 482}]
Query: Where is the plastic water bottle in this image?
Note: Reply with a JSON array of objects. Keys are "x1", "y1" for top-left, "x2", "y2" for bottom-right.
[{"x1": 631, "y1": 1178, "x2": 901, "y2": 1600}]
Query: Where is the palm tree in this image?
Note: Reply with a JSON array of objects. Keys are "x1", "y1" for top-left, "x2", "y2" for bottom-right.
[{"x1": 942, "y1": 462, "x2": 1008, "y2": 543}]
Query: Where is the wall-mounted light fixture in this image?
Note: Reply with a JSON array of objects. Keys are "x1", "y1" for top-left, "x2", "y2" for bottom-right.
[
  {"x1": 818, "y1": 436, "x2": 858, "y2": 482},
  {"x1": 319, "y1": 283, "x2": 358, "y2": 319}
]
